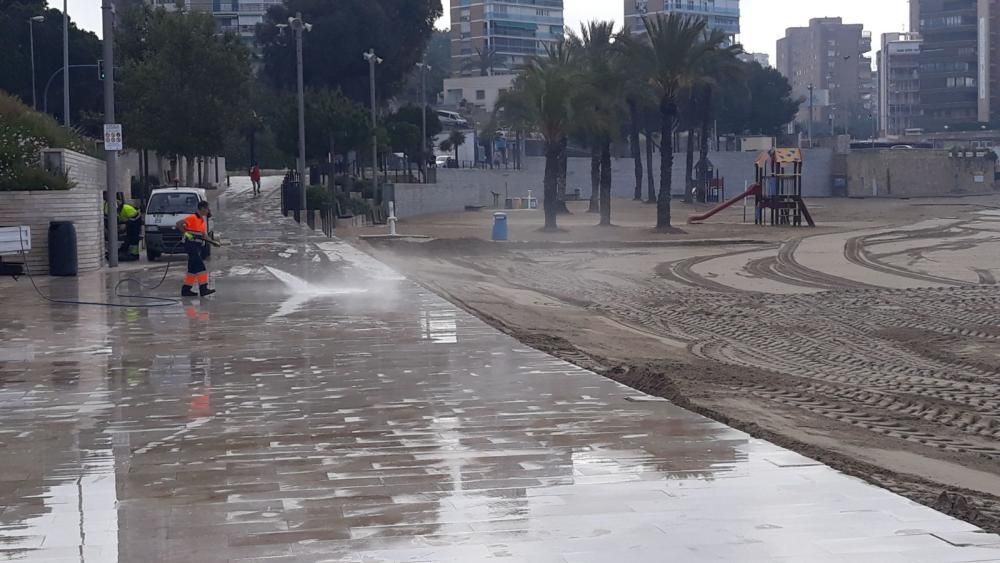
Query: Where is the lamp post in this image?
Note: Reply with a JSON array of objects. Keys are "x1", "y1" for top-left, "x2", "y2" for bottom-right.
[
  {"x1": 288, "y1": 14, "x2": 311, "y2": 211},
  {"x1": 416, "y1": 62, "x2": 431, "y2": 181},
  {"x1": 101, "y1": 0, "x2": 118, "y2": 267},
  {"x1": 28, "y1": 15, "x2": 44, "y2": 110},
  {"x1": 364, "y1": 49, "x2": 383, "y2": 197},
  {"x1": 63, "y1": 0, "x2": 70, "y2": 127},
  {"x1": 807, "y1": 83, "x2": 814, "y2": 148}
]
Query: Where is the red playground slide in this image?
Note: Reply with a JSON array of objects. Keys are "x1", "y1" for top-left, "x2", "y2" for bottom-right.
[{"x1": 687, "y1": 184, "x2": 761, "y2": 224}]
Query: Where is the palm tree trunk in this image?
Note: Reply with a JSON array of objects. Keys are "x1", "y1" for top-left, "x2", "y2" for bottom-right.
[
  {"x1": 328, "y1": 133, "x2": 336, "y2": 192},
  {"x1": 556, "y1": 136, "x2": 570, "y2": 215},
  {"x1": 588, "y1": 143, "x2": 600, "y2": 213},
  {"x1": 684, "y1": 127, "x2": 695, "y2": 203},
  {"x1": 657, "y1": 100, "x2": 676, "y2": 230},
  {"x1": 599, "y1": 138, "x2": 612, "y2": 226},
  {"x1": 698, "y1": 89, "x2": 712, "y2": 204},
  {"x1": 543, "y1": 140, "x2": 560, "y2": 230},
  {"x1": 645, "y1": 128, "x2": 655, "y2": 203},
  {"x1": 629, "y1": 99, "x2": 642, "y2": 201}
]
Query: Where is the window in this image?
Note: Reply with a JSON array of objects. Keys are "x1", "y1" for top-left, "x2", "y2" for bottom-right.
[
  {"x1": 476, "y1": 90, "x2": 486, "y2": 100},
  {"x1": 147, "y1": 193, "x2": 200, "y2": 215},
  {"x1": 946, "y1": 77, "x2": 977, "y2": 88}
]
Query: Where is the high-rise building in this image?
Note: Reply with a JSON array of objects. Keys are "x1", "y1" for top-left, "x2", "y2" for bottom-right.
[
  {"x1": 910, "y1": 0, "x2": 998, "y2": 129},
  {"x1": 449, "y1": 0, "x2": 565, "y2": 77},
  {"x1": 148, "y1": 0, "x2": 283, "y2": 43},
  {"x1": 624, "y1": 0, "x2": 741, "y2": 37},
  {"x1": 878, "y1": 32, "x2": 922, "y2": 136},
  {"x1": 776, "y1": 18, "x2": 875, "y2": 136}
]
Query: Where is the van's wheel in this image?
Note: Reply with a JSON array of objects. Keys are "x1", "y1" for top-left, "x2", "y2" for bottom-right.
[{"x1": 147, "y1": 249, "x2": 161, "y2": 262}]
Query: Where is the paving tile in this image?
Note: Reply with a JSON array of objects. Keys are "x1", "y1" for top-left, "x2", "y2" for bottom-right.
[{"x1": 0, "y1": 176, "x2": 996, "y2": 562}]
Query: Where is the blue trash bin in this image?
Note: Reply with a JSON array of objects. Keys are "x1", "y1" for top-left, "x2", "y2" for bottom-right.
[{"x1": 491, "y1": 212, "x2": 508, "y2": 241}]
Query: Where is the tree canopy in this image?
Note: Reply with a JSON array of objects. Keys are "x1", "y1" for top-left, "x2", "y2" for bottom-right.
[
  {"x1": 0, "y1": 0, "x2": 103, "y2": 129},
  {"x1": 118, "y1": 7, "x2": 251, "y2": 159},
  {"x1": 717, "y1": 61, "x2": 801, "y2": 137},
  {"x1": 397, "y1": 30, "x2": 451, "y2": 106},
  {"x1": 256, "y1": 0, "x2": 443, "y2": 104},
  {"x1": 271, "y1": 88, "x2": 370, "y2": 163}
]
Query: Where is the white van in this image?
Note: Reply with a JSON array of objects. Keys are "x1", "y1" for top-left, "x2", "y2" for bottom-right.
[
  {"x1": 436, "y1": 109, "x2": 469, "y2": 128},
  {"x1": 144, "y1": 187, "x2": 214, "y2": 261}
]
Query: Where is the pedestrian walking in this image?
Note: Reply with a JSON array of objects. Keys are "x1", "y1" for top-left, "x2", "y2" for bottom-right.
[{"x1": 250, "y1": 163, "x2": 262, "y2": 197}]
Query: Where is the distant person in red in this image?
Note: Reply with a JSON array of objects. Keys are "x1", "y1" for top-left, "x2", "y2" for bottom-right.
[{"x1": 249, "y1": 163, "x2": 262, "y2": 197}]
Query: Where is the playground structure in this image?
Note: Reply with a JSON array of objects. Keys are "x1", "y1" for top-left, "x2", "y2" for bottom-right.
[{"x1": 687, "y1": 148, "x2": 815, "y2": 227}]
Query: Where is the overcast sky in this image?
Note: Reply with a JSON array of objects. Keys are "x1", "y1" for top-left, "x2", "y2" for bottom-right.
[{"x1": 70, "y1": 0, "x2": 910, "y2": 63}]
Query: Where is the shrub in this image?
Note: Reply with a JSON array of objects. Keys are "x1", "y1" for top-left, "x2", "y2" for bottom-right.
[
  {"x1": 0, "y1": 167, "x2": 74, "y2": 191},
  {"x1": 306, "y1": 185, "x2": 335, "y2": 210},
  {"x1": 0, "y1": 91, "x2": 99, "y2": 190},
  {"x1": 335, "y1": 192, "x2": 372, "y2": 216}
]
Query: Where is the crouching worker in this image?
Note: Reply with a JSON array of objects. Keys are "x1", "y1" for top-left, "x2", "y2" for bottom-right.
[
  {"x1": 176, "y1": 201, "x2": 218, "y2": 297},
  {"x1": 117, "y1": 200, "x2": 142, "y2": 262}
]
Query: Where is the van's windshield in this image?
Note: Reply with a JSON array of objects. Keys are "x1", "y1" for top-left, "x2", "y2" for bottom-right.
[{"x1": 147, "y1": 192, "x2": 200, "y2": 215}]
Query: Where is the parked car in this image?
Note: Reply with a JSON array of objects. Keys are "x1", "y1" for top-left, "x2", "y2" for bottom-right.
[{"x1": 436, "y1": 109, "x2": 469, "y2": 128}]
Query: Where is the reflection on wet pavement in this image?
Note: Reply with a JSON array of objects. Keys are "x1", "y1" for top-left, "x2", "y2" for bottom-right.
[{"x1": 1, "y1": 179, "x2": 999, "y2": 562}]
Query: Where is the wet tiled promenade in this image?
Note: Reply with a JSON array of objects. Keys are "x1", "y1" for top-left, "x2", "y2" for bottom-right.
[{"x1": 0, "y1": 180, "x2": 998, "y2": 562}]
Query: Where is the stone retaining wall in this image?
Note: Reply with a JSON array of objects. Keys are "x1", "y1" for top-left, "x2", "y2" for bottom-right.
[
  {"x1": 0, "y1": 190, "x2": 103, "y2": 274},
  {"x1": 392, "y1": 148, "x2": 835, "y2": 218},
  {"x1": 846, "y1": 150, "x2": 998, "y2": 197},
  {"x1": 40, "y1": 149, "x2": 108, "y2": 192}
]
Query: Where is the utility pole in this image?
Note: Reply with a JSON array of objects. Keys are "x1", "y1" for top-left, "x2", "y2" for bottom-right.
[
  {"x1": 416, "y1": 62, "x2": 431, "y2": 181},
  {"x1": 364, "y1": 49, "x2": 383, "y2": 198},
  {"x1": 63, "y1": 0, "x2": 70, "y2": 127},
  {"x1": 290, "y1": 14, "x2": 311, "y2": 211},
  {"x1": 28, "y1": 16, "x2": 44, "y2": 110},
  {"x1": 808, "y1": 84, "x2": 814, "y2": 148},
  {"x1": 101, "y1": 0, "x2": 118, "y2": 268}
]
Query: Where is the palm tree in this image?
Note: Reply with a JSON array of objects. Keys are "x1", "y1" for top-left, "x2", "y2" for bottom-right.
[
  {"x1": 463, "y1": 46, "x2": 507, "y2": 77},
  {"x1": 621, "y1": 14, "x2": 715, "y2": 230},
  {"x1": 692, "y1": 31, "x2": 743, "y2": 202},
  {"x1": 497, "y1": 42, "x2": 578, "y2": 231},
  {"x1": 618, "y1": 28, "x2": 655, "y2": 203},
  {"x1": 680, "y1": 86, "x2": 699, "y2": 203},
  {"x1": 570, "y1": 21, "x2": 621, "y2": 225},
  {"x1": 447, "y1": 130, "x2": 466, "y2": 164}
]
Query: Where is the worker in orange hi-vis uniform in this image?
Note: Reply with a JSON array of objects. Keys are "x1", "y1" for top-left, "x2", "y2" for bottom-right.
[{"x1": 175, "y1": 200, "x2": 220, "y2": 297}]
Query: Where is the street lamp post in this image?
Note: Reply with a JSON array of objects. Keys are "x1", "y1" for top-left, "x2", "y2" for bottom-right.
[
  {"x1": 28, "y1": 16, "x2": 44, "y2": 110},
  {"x1": 416, "y1": 62, "x2": 431, "y2": 181},
  {"x1": 101, "y1": 0, "x2": 118, "y2": 267},
  {"x1": 364, "y1": 49, "x2": 383, "y2": 198},
  {"x1": 288, "y1": 14, "x2": 311, "y2": 211},
  {"x1": 43, "y1": 64, "x2": 97, "y2": 116},
  {"x1": 63, "y1": 0, "x2": 70, "y2": 127},
  {"x1": 807, "y1": 83, "x2": 814, "y2": 148}
]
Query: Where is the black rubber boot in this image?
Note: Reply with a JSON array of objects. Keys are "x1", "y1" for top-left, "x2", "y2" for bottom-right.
[
  {"x1": 199, "y1": 284, "x2": 216, "y2": 297},
  {"x1": 181, "y1": 285, "x2": 198, "y2": 297}
]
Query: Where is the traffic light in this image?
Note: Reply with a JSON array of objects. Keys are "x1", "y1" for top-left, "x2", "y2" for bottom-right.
[{"x1": 97, "y1": 59, "x2": 105, "y2": 81}]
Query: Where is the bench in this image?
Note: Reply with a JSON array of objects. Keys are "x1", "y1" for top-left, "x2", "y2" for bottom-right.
[{"x1": 0, "y1": 226, "x2": 31, "y2": 278}]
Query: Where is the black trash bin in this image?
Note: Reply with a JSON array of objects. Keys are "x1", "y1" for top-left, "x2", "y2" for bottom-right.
[{"x1": 48, "y1": 221, "x2": 78, "y2": 277}]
